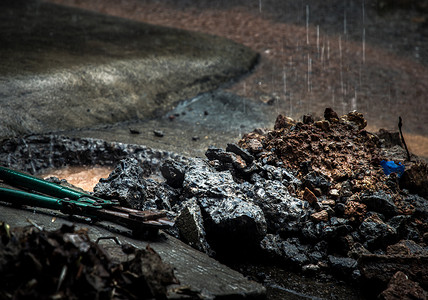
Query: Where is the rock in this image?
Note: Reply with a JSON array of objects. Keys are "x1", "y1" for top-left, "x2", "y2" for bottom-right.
[
  {"x1": 199, "y1": 196, "x2": 267, "y2": 250},
  {"x1": 182, "y1": 160, "x2": 267, "y2": 249},
  {"x1": 94, "y1": 157, "x2": 174, "y2": 210},
  {"x1": 341, "y1": 110, "x2": 367, "y2": 130},
  {"x1": 175, "y1": 198, "x2": 214, "y2": 256},
  {"x1": 314, "y1": 120, "x2": 330, "y2": 131},
  {"x1": 400, "y1": 161, "x2": 428, "y2": 198},
  {"x1": 327, "y1": 255, "x2": 358, "y2": 278},
  {"x1": 259, "y1": 234, "x2": 309, "y2": 269},
  {"x1": 379, "y1": 271, "x2": 427, "y2": 300},
  {"x1": 259, "y1": 165, "x2": 301, "y2": 188},
  {"x1": 301, "y1": 221, "x2": 325, "y2": 242},
  {"x1": 323, "y1": 217, "x2": 353, "y2": 240},
  {"x1": 360, "y1": 191, "x2": 398, "y2": 218},
  {"x1": 251, "y1": 178, "x2": 308, "y2": 234},
  {"x1": 310, "y1": 210, "x2": 329, "y2": 223},
  {"x1": 226, "y1": 143, "x2": 254, "y2": 163},
  {"x1": 405, "y1": 194, "x2": 428, "y2": 220},
  {"x1": 303, "y1": 187, "x2": 318, "y2": 207},
  {"x1": 182, "y1": 159, "x2": 236, "y2": 198},
  {"x1": 348, "y1": 242, "x2": 372, "y2": 259},
  {"x1": 205, "y1": 146, "x2": 247, "y2": 170},
  {"x1": 344, "y1": 200, "x2": 368, "y2": 223},
  {"x1": 274, "y1": 114, "x2": 295, "y2": 130},
  {"x1": 321, "y1": 199, "x2": 336, "y2": 207},
  {"x1": 303, "y1": 114, "x2": 314, "y2": 124},
  {"x1": 387, "y1": 215, "x2": 412, "y2": 240},
  {"x1": 246, "y1": 139, "x2": 264, "y2": 154},
  {"x1": 259, "y1": 234, "x2": 284, "y2": 258},
  {"x1": 359, "y1": 214, "x2": 398, "y2": 250},
  {"x1": 335, "y1": 202, "x2": 346, "y2": 217},
  {"x1": 160, "y1": 159, "x2": 186, "y2": 188},
  {"x1": 302, "y1": 264, "x2": 320, "y2": 275},
  {"x1": 302, "y1": 172, "x2": 331, "y2": 195},
  {"x1": 324, "y1": 107, "x2": 339, "y2": 122},
  {"x1": 153, "y1": 130, "x2": 164, "y2": 137}
]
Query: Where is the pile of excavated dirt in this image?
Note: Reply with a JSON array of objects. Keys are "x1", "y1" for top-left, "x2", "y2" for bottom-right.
[
  {"x1": 239, "y1": 108, "x2": 428, "y2": 217},
  {"x1": 0, "y1": 223, "x2": 176, "y2": 300}
]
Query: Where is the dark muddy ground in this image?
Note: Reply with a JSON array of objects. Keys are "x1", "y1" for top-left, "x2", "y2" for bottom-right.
[{"x1": 49, "y1": 0, "x2": 428, "y2": 160}]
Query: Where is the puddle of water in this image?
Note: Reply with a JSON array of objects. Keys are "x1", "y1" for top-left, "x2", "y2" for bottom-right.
[{"x1": 41, "y1": 165, "x2": 113, "y2": 192}]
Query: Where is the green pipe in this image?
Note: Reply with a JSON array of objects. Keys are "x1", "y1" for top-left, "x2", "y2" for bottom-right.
[{"x1": 0, "y1": 187, "x2": 62, "y2": 210}]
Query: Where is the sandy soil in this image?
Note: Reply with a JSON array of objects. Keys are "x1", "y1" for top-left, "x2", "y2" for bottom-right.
[{"x1": 47, "y1": 0, "x2": 428, "y2": 159}]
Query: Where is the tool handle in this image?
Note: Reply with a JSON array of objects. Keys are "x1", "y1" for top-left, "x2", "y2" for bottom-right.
[
  {"x1": 0, "y1": 187, "x2": 62, "y2": 210},
  {"x1": 0, "y1": 166, "x2": 90, "y2": 200}
]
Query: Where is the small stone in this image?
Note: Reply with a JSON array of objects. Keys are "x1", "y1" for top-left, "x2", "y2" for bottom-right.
[
  {"x1": 321, "y1": 199, "x2": 336, "y2": 207},
  {"x1": 160, "y1": 159, "x2": 185, "y2": 188},
  {"x1": 153, "y1": 130, "x2": 164, "y2": 137},
  {"x1": 324, "y1": 107, "x2": 339, "y2": 122},
  {"x1": 329, "y1": 188, "x2": 340, "y2": 198},
  {"x1": 328, "y1": 255, "x2": 358, "y2": 278},
  {"x1": 247, "y1": 139, "x2": 263, "y2": 153},
  {"x1": 303, "y1": 187, "x2": 318, "y2": 206},
  {"x1": 302, "y1": 114, "x2": 314, "y2": 124},
  {"x1": 226, "y1": 143, "x2": 254, "y2": 163},
  {"x1": 359, "y1": 214, "x2": 397, "y2": 250},
  {"x1": 302, "y1": 264, "x2": 320, "y2": 275},
  {"x1": 344, "y1": 201, "x2": 367, "y2": 223},
  {"x1": 314, "y1": 120, "x2": 330, "y2": 131},
  {"x1": 311, "y1": 210, "x2": 329, "y2": 223},
  {"x1": 274, "y1": 114, "x2": 295, "y2": 130},
  {"x1": 341, "y1": 110, "x2": 367, "y2": 130},
  {"x1": 129, "y1": 128, "x2": 140, "y2": 134}
]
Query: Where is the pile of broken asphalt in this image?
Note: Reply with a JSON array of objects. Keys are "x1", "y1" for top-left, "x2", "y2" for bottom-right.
[
  {"x1": 1, "y1": 108, "x2": 428, "y2": 299},
  {"x1": 92, "y1": 108, "x2": 428, "y2": 299}
]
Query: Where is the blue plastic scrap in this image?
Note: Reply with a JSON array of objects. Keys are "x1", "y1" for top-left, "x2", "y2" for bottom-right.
[{"x1": 380, "y1": 160, "x2": 405, "y2": 177}]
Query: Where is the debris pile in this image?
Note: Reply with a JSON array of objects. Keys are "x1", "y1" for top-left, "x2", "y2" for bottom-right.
[
  {"x1": 94, "y1": 108, "x2": 428, "y2": 298},
  {"x1": 0, "y1": 223, "x2": 177, "y2": 299}
]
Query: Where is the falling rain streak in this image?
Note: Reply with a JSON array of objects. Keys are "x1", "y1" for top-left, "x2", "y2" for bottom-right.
[
  {"x1": 362, "y1": 28, "x2": 366, "y2": 64},
  {"x1": 306, "y1": 5, "x2": 309, "y2": 45}
]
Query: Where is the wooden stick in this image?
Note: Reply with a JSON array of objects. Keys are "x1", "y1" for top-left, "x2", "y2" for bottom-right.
[{"x1": 398, "y1": 116, "x2": 411, "y2": 161}]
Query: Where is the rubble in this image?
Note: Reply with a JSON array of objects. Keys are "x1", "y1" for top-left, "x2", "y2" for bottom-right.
[
  {"x1": 94, "y1": 157, "x2": 178, "y2": 211},
  {"x1": 2, "y1": 108, "x2": 427, "y2": 299},
  {"x1": 0, "y1": 224, "x2": 176, "y2": 299}
]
